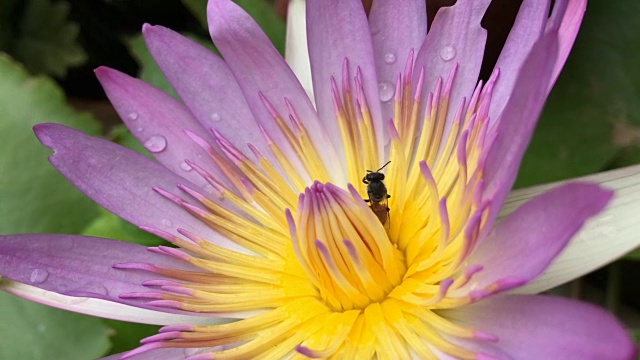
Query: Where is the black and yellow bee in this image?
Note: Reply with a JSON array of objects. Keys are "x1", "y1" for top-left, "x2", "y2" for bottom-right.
[{"x1": 362, "y1": 161, "x2": 391, "y2": 225}]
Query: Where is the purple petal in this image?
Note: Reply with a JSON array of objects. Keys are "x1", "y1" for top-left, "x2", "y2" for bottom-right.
[
  {"x1": 0, "y1": 234, "x2": 211, "y2": 316},
  {"x1": 488, "y1": 0, "x2": 585, "y2": 127},
  {"x1": 481, "y1": 30, "x2": 559, "y2": 229},
  {"x1": 488, "y1": 0, "x2": 550, "y2": 124},
  {"x1": 414, "y1": 0, "x2": 489, "y2": 144},
  {"x1": 141, "y1": 25, "x2": 274, "y2": 166},
  {"x1": 369, "y1": 0, "x2": 427, "y2": 124},
  {"x1": 547, "y1": 0, "x2": 587, "y2": 89},
  {"x1": 307, "y1": 0, "x2": 384, "y2": 162},
  {"x1": 506, "y1": 165, "x2": 640, "y2": 294},
  {"x1": 34, "y1": 123, "x2": 244, "y2": 252},
  {"x1": 440, "y1": 295, "x2": 637, "y2": 360},
  {"x1": 100, "y1": 347, "x2": 210, "y2": 360},
  {"x1": 207, "y1": 0, "x2": 343, "y2": 183},
  {"x1": 459, "y1": 182, "x2": 612, "y2": 296},
  {"x1": 95, "y1": 66, "x2": 227, "y2": 190}
]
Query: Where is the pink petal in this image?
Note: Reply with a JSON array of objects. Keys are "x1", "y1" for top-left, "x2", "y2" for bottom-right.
[
  {"x1": 489, "y1": 0, "x2": 585, "y2": 127},
  {"x1": 95, "y1": 66, "x2": 228, "y2": 190},
  {"x1": 481, "y1": 30, "x2": 559, "y2": 228},
  {"x1": 414, "y1": 0, "x2": 490, "y2": 145},
  {"x1": 307, "y1": 0, "x2": 384, "y2": 162},
  {"x1": 488, "y1": 0, "x2": 550, "y2": 124},
  {"x1": 548, "y1": 0, "x2": 587, "y2": 89},
  {"x1": 505, "y1": 165, "x2": 640, "y2": 294},
  {"x1": 141, "y1": 25, "x2": 274, "y2": 166},
  {"x1": 440, "y1": 295, "x2": 637, "y2": 360},
  {"x1": 458, "y1": 182, "x2": 612, "y2": 296},
  {"x1": 0, "y1": 234, "x2": 211, "y2": 316},
  {"x1": 34, "y1": 123, "x2": 244, "y2": 253},
  {"x1": 207, "y1": 0, "x2": 343, "y2": 183},
  {"x1": 100, "y1": 348, "x2": 210, "y2": 360},
  {"x1": 369, "y1": 0, "x2": 427, "y2": 124}
]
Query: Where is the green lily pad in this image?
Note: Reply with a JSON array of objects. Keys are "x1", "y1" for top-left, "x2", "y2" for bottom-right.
[
  {"x1": 0, "y1": 290, "x2": 110, "y2": 360},
  {"x1": 0, "y1": 54, "x2": 101, "y2": 234},
  {"x1": 0, "y1": 53, "x2": 108, "y2": 359}
]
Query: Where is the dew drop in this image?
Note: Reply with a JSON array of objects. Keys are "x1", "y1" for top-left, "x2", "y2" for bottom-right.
[
  {"x1": 58, "y1": 237, "x2": 75, "y2": 250},
  {"x1": 78, "y1": 283, "x2": 108, "y2": 296},
  {"x1": 136, "y1": 127, "x2": 144, "y2": 132},
  {"x1": 439, "y1": 45, "x2": 456, "y2": 62},
  {"x1": 378, "y1": 81, "x2": 395, "y2": 102},
  {"x1": 127, "y1": 112, "x2": 139, "y2": 121},
  {"x1": 203, "y1": 184, "x2": 215, "y2": 194},
  {"x1": 180, "y1": 161, "x2": 193, "y2": 172},
  {"x1": 161, "y1": 219, "x2": 173, "y2": 228},
  {"x1": 29, "y1": 269, "x2": 49, "y2": 284},
  {"x1": 143, "y1": 135, "x2": 167, "y2": 153},
  {"x1": 384, "y1": 53, "x2": 397, "y2": 64},
  {"x1": 210, "y1": 112, "x2": 221, "y2": 122}
]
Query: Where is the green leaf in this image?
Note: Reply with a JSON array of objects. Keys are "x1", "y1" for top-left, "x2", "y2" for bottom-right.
[
  {"x1": 515, "y1": 0, "x2": 640, "y2": 187},
  {"x1": 0, "y1": 290, "x2": 110, "y2": 360},
  {"x1": 181, "y1": 0, "x2": 286, "y2": 54},
  {"x1": 0, "y1": 54, "x2": 101, "y2": 234},
  {"x1": 13, "y1": 0, "x2": 87, "y2": 78},
  {"x1": 181, "y1": 0, "x2": 208, "y2": 29},
  {"x1": 625, "y1": 247, "x2": 640, "y2": 262},
  {"x1": 103, "y1": 319, "x2": 159, "y2": 356}
]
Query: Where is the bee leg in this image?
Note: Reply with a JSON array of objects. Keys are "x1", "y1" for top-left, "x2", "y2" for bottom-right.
[
  {"x1": 387, "y1": 194, "x2": 391, "y2": 199},
  {"x1": 364, "y1": 199, "x2": 371, "y2": 203},
  {"x1": 362, "y1": 177, "x2": 369, "y2": 184}
]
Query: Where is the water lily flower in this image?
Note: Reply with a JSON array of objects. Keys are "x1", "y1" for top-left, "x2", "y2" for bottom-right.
[{"x1": 0, "y1": 0, "x2": 638, "y2": 358}]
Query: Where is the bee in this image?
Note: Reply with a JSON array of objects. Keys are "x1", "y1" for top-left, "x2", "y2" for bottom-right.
[{"x1": 362, "y1": 161, "x2": 391, "y2": 226}]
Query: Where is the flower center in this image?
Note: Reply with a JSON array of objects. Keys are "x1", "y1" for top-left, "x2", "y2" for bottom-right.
[
  {"x1": 288, "y1": 181, "x2": 406, "y2": 311},
  {"x1": 118, "y1": 53, "x2": 502, "y2": 359}
]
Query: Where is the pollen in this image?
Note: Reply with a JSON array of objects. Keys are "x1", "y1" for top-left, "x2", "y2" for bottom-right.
[{"x1": 119, "y1": 52, "x2": 503, "y2": 360}]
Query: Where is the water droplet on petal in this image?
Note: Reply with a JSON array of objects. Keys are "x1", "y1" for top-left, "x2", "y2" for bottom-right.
[
  {"x1": 378, "y1": 81, "x2": 395, "y2": 102},
  {"x1": 384, "y1": 53, "x2": 396, "y2": 64},
  {"x1": 440, "y1": 45, "x2": 456, "y2": 62},
  {"x1": 210, "y1": 112, "x2": 221, "y2": 122},
  {"x1": 79, "y1": 283, "x2": 109, "y2": 296},
  {"x1": 136, "y1": 127, "x2": 144, "y2": 132},
  {"x1": 180, "y1": 161, "x2": 193, "y2": 172},
  {"x1": 128, "y1": 112, "x2": 139, "y2": 121},
  {"x1": 161, "y1": 219, "x2": 173, "y2": 228},
  {"x1": 29, "y1": 269, "x2": 49, "y2": 284},
  {"x1": 143, "y1": 135, "x2": 167, "y2": 153},
  {"x1": 58, "y1": 237, "x2": 75, "y2": 250}
]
